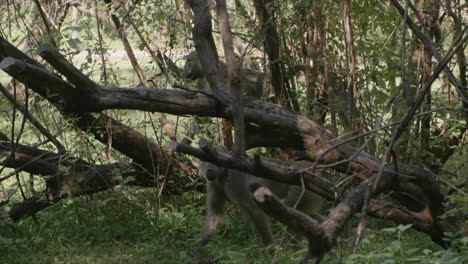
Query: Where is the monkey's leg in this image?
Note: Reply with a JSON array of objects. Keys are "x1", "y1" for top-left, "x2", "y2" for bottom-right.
[
  {"x1": 226, "y1": 170, "x2": 275, "y2": 246},
  {"x1": 286, "y1": 187, "x2": 324, "y2": 221},
  {"x1": 245, "y1": 203, "x2": 275, "y2": 245},
  {"x1": 199, "y1": 181, "x2": 227, "y2": 246},
  {"x1": 284, "y1": 187, "x2": 324, "y2": 243},
  {"x1": 229, "y1": 190, "x2": 274, "y2": 245}
]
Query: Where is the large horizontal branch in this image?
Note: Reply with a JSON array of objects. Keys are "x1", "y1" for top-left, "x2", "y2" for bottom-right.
[
  {"x1": 0, "y1": 140, "x2": 158, "y2": 221},
  {"x1": 0, "y1": 50, "x2": 357, "y2": 171},
  {"x1": 1, "y1": 49, "x2": 440, "y2": 200},
  {"x1": 171, "y1": 139, "x2": 335, "y2": 200},
  {"x1": 171, "y1": 139, "x2": 447, "y2": 248},
  {"x1": 253, "y1": 165, "x2": 447, "y2": 260},
  {"x1": 0, "y1": 42, "x2": 445, "y2": 217},
  {"x1": 0, "y1": 37, "x2": 180, "y2": 177},
  {"x1": 0, "y1": 36, "x2": 447, "y2": 249},
  {"x1": 181, "y1": 6, "x2": 442, "y2": 254},
  {"x1": 7, "y1": 162, "x2": 136, "y2": 221},
  {"x1": 0, "y1": 148, "x2": 58, "y2": 176}
]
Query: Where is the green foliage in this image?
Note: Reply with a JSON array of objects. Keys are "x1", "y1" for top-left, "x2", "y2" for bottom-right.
[
  {"x1": 0, "y1": 1, "x2": 467, "y2": 263},
  {"x1": 1, "y1": 189, "x2": 466, "y2": 264},
  {"x1": 346, "y1": 226, "x2": 467, "y2": 264},
  {"x1": 0, "y1": 190, "x2": 198, "y2": 264}
]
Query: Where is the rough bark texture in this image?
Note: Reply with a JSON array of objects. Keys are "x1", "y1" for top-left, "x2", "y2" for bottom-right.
[
  {"x1": 252, "y1": 0, "x2": 288, "y2": 107},
  {"x1": 0, "y1": 36, "x2": 185, "y2": 186},
  {"x1": 0, "y1": 35, "x2": 447, "y2": 250},
  {"x1": 0, "y1": 1, "x2": 455, "y2": 259},
  {"x1": 0, "y1": 139, "x2": 152, "y2": 221}
]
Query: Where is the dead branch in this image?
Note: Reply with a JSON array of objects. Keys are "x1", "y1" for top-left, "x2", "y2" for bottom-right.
[
  {"x1": 0, "y1": 30, "x2": 449, "y2": 258},
  {"x1": 0, "y1": 139, "x2": 154, "y2": 221},
  {"x1": 0, "y1": 37, "x2": 177, "y2": 175}
]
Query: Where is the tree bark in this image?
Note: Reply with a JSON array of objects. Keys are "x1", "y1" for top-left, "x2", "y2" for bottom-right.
[{"x1": 0, "y1": 4, "x2": 455, "y2": 258}]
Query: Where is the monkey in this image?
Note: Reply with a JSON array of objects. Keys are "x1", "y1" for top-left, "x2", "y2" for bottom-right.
[
  {"x1": 183, "y1": 51, "x2": 273, "y2": 99},
  {"x1": 183, "y1": 50, "x2": 273, "y2": 149},
  {"x1": 184, "y1": 51, "x2": 322, "y2": 246},
  {"x1": 196, "y1": 160, "x2": 324, "y2": 246},
  {"x1": 184, "y1": 51, "x2": 204, "y2": 85}
]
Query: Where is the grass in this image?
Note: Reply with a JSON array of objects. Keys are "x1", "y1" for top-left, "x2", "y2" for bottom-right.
[
  {"x1": 0, "y1": 19, "x2": 466, "y2": 264},
  {"x1": 1, "y1": 186, "x2": 457, "y2": 264}
]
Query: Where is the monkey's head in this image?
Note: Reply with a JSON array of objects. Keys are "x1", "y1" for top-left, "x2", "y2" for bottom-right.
[
  {"x1": 195, "y1": 161, "x2": 228, "y2": 181},
  {"x1": 183, "y1": 51, "x2": 203, "y2": 81},
  {"x1": 201, "y1": 161, "x2": 222, "y2": 181}
]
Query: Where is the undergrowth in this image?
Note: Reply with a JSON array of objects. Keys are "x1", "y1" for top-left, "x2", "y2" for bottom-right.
[{"x1": 0, "y1": 188, "x2": 466, "y2": 264}]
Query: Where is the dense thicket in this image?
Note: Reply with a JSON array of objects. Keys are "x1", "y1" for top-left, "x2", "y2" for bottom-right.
[{"x1": 0, "y1": 1, "x2": 466, "y2": 263}]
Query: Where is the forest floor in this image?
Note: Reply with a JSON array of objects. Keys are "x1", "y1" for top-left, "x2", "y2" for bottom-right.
[{"x1": 0, "y1": 188, "x2": 446, "y2": 264}]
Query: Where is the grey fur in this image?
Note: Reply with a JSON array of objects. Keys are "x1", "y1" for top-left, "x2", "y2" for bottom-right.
[{"x1": 197, "y1": 161, "x2": 323, "y2": 246}]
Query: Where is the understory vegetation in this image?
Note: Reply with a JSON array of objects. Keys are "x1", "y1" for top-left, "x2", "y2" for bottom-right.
[
  {"x1": 0, "y1": 0, "x2": 467, "y2": 263},
  {"x1": 2, "y1": 189, "x2": 466, "y2": 264}
]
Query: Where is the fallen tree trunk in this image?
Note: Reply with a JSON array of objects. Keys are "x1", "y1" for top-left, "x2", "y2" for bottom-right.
[
  {"x1": 0, "y1": 33, "x2": 448, "y2": 259},
  {"x1": 0, "y1": 36, "x2": 191, "y2": 186},
  {"x1": 0, "y1": 137, "x2": 155, "y2": 221},
  {"x1": 170, "y1": 139, "x2": 447, "y2": 251}
]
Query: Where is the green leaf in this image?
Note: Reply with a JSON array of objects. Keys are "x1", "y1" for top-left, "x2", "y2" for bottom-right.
[{"x1": 67, "y1": 38, "x2": 85, "y2": 51}]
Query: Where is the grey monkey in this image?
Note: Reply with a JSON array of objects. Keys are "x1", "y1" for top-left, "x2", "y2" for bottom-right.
[
  {"x1": 183, "y1": 51, "x2": 272, "y2": 99},
  {"x1": 197, "y1": 161, "x2": 323, "y2": 246}
]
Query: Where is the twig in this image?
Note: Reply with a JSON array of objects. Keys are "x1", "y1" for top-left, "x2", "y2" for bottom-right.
[
  {"x1": 0, "y1": 82, "x2": 66, "y2": 154},
  {"x1": 391, "y1": 0, "x2": 468, "y2": 105},
  {"x1": 447, "y1": 179, "x2": 468, "y2": 196},
  {"x1": 374, "y1": 24, "x2": 467, "y2": 191},
  {"x1": 94, "y1": 0, "x2": 108, "y2": 85},
  {"x1": 32, "y1": 0, "x2": 58, "y2": 48}
]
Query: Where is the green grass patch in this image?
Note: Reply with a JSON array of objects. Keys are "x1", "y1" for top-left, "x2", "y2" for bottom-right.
[{"x1": 2, "y1": 188, "x2": 465, "y2": 264}]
